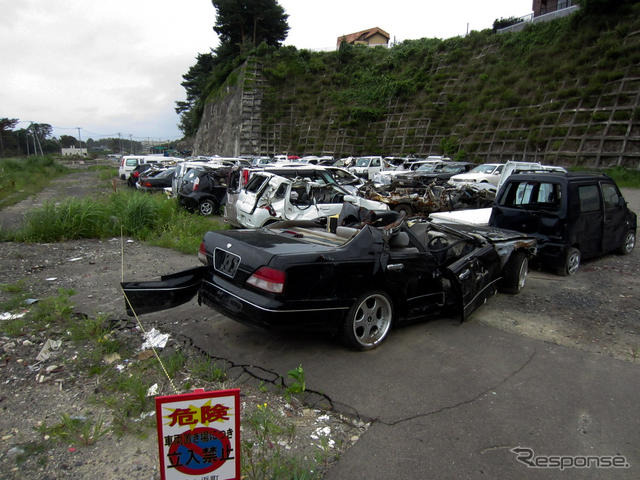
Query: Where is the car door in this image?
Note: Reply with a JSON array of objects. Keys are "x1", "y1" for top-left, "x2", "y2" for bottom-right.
[
  {"x1": 574, "y1": 183, "x2": 603, "y2": 257},
  {"x1": 384, "y1": 245, "x2": 443, "y2": 321},
  {"x1": 601, "y1": 181, "x2": 627, "y2": 252},
  {"x1": 121, "y1": 266, "x2": 207, "y2": 316},
  {"x1": 444, "y1": 245, "x2": 501, "y2": 321}
]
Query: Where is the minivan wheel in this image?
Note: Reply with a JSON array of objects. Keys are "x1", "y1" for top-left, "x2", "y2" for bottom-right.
[
  {"x1": 500, "y1": 251, "x2": 528, "y2": 294},
  {"x1": 199, "y1": 199, "x2": 217, "y2": 216},
  {"x1": 617, "y1": 230, "x2": 635, "y2": 255},
  {"x1": 560, "y1": 247, "x2": 581, "y2": 276},
  {"x1": 343, "y1": 291, "x2": 393, "y2": 350}
]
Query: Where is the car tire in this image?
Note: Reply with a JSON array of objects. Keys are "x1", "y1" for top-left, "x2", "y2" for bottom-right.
[
  {"x1": 500, "y1": 251, "x2": 528, "y2": 294},
  {"x1": 199, "y1": 199, "x2": 217, "y2": 216},
  {"x1": 393, "y1": 204, "x2": 413, "y2": 216},
  {"x1": 343, "y1": 291, "x2": 393, "y2": 351},
  {"x1": 617, "y1": 230, "x2": 635, "y2": 255},
  {"x1": 559, "y1": 247, "x2": 581, "y2": 276}
]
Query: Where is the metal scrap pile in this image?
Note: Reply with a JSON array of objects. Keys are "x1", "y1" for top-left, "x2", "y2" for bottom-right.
[{"x1": 358, "y1": 181, "x2": 495, "y2": 216}]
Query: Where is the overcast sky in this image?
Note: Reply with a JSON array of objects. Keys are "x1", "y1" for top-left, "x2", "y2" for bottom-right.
[{"x1": 1, "y1": 0, "x2": 532, "y2": 142}]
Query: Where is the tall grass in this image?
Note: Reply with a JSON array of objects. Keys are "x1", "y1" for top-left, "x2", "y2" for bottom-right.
[{"x1": 11, "y1": 191, "x2": 227, "y2": 253}]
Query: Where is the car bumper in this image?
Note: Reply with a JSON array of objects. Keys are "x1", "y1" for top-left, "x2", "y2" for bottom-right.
[{"x1": 199, "y1": 275, "x2": 349, "y2": 331}]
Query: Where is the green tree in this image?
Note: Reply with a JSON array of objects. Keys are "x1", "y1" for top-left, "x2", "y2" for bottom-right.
[
  {"x1": 175, "y1": 0, "x2": 290, "y2": 137},
  {"x1": 0, "y1": 117, "x2": 19, "y2": 156},
  {"x1": 59, "y1": 135, "x2": 77, "y2": 148},
  {"x1": 212, "y1": 0, "x2": 289, "y2": 55}
]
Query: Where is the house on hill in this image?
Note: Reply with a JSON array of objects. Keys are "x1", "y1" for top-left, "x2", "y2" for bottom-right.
[{"x1": 336, "y1": 27, "x2": 390, "y2": 49}]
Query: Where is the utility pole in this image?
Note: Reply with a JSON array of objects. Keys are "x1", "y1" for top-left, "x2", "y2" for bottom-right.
[
  {"x1": 76, "y1": 127, "x2": 82, "y2": 150},
  {"x1": 129, "y1": 134, "x2": 133, "y2": 154},
  {"x1": 118, "y1": 132, "x2": 122, "y2": 153}
]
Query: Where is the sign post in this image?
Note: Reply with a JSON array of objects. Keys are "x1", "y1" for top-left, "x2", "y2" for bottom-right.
[{"x1": 156, "y1": 389, "x2": 240, "y2": 480}]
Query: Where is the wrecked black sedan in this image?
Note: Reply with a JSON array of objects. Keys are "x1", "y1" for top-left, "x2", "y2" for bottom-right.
[{"x1": 122, "y1": 206, "x2": 535, "y2": 350}]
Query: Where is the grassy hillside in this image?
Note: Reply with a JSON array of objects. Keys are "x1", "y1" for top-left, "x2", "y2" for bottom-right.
[{"x1": 230, "y1": 4, "x2": 640, "y2": 166}]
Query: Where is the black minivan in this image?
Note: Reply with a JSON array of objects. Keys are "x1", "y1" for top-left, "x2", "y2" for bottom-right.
[{"x1": 489, "y1": 172, "x2": 636, "y2": 275}]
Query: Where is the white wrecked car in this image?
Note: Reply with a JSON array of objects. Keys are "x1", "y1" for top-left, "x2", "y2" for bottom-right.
[{"x1": 226, "y1": 171, "x2": 388, "y2": 228}]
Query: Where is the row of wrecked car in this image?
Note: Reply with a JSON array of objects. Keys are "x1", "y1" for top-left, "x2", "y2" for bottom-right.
[{"x1": 122, "y1": 156, "x2": 637, "y2": 351}]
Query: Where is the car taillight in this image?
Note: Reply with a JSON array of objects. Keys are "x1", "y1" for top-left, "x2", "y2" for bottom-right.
[
  {"x1": 198, "y1": 242, "x2": 208, "y2": 264},
  {"x1": 143, "y1": 182, "x2": 152, "y2": 187},
  {"x1": 133, "y1": 171, "x2": 140, "y2": 178},
  {"x1": 246, "y1": 266, "x2": 285, "y2": 294},
  {"x1": 262, "y1": 205, "x2": 277, "y2": 216},
  {"x1": 242, "y1": 169, "x2": 250, "y2": 186},
  {"x1": 193, "y1": 177, "x2": 200, "y2": 191}
]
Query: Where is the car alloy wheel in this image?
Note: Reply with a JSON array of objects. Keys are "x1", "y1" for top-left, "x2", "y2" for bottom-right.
[
  {"x1": 199, "y1": 199, "x2": 216, "y2": 216},
  {"x1": 619, "y1": 231, "x2": 635, "y2": 255},
  {"x1": 564, "y1": 247, "x2": 581, "y2": 276},
  {"x1": 344, "y1": 292, "x2": 393, "y2": 350}
]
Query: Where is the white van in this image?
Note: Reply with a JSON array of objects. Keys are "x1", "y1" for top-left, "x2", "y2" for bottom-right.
[
  {"x1": 118, "y1": 155, "x2": 181, "y2": 180},
  {"x1": 495, "y1": 161, "x2": 567, "y2": 193}
]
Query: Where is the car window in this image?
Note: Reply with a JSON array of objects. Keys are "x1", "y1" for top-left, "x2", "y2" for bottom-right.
[
  {"x1": 578, "y1": 185, "x2": 600, "y2": 212},
  {"x1": 500, "y1": 181, "x2": 561, "y2": 210},
  {"x1": 355, "y1": 158, "x2": 370, "y2": 167},
  {"x1": 126, "y1": 159, "x2": 138, "y2": 166},
  {"x1": 372, "y1": 159, "x2": 380, "y2": 167},
  {"x1": 273, "y1": 183, "x2": 288, "y2": 199},
  {"x1": 183, "y1": 169, "x2": 201, "y2": 182},
  {"x1": 601, "y1": 183, "x2": 620, "y2": 209},
  {"x1": 494, "y1": 165, "x2": 504, "y2": 174},
  {"x1": 245, "y1": 174, "x2": 268, "y2": 193}
]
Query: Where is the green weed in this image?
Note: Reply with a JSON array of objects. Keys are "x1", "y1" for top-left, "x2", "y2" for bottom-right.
[
  {"x1": 38, "y1": 413, "x2": 109, "y2": 446},
  {"x1": 286, "y1": 364, "x2": 306, "y2": 398},
  {"x1": 190, "y1": 356, "x2": 227, "y2": 383}
]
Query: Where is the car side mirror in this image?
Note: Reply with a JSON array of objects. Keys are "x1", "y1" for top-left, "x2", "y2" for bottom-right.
[
  {"x1": 290, "y1": 191, "x2": 299, "y2": 202},
  {"x1": 618, "y1": 197, "x2": 626, "y2": 207},
  {"x1": 343, "y1": 195, "x2": 356, "y2": 204}
]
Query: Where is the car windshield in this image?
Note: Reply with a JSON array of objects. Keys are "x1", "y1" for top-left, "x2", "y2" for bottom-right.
[
  {"x1": 469, "y1": 164, "x2": 498, "y2": 174},
  {"x1": 355, "y1": 158, "x2": 371, "y2": 167},
  {"x1": 155, "y1": 167, "x2": 176, "y2": 178},
  {"x1": 416, "y1": 163, "x2": 438, "y2": 172},
  {"x1": 329, "y1": 169, "x2": 356, "y2": 183},
  {"x1": 441, "y1": 165, "x2": 467, "y2": 173}
]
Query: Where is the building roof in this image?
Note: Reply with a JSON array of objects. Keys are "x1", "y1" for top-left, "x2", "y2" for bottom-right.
[{"x1": 337, "y1": 27, "x2": 390, "y2": 47}]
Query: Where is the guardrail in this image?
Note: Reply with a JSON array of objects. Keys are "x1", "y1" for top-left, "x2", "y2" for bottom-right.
[{"x1": 497, "y1": 5, "x2": 580, "y2": 34}]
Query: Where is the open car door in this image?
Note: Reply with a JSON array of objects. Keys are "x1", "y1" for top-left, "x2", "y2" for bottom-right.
[
  {"x1": 444, "y1": 245, "x2": 501, "y2": 322},
  {"x1": 121, "y1": 266, "x2": 207, "y2": 316}
]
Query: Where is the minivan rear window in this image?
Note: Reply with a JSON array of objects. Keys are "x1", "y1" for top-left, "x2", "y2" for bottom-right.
[
  {"x1": 126, "y1": 159, "x2": 139, "y2": 166},
  {"x1": 499, "y1": 181, "x2": 562, "y2": 211}
]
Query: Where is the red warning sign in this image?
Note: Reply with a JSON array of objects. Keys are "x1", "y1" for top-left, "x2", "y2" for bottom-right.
[{"x1": 156, "y1": 389, "x2": 240, "y2": 480}]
